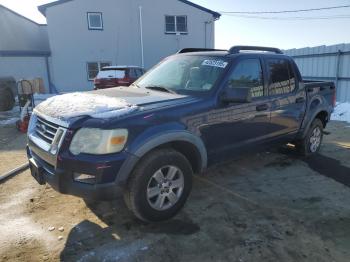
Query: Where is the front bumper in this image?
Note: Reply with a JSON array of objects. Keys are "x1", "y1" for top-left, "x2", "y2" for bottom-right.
[{"x1": 27, "y1": 142, "x2": 137, "y2": 201}]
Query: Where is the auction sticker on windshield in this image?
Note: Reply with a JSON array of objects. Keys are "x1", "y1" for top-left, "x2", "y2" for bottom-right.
[{"x1": 202, "y1": 60, "x2": 228, "y2": 68}]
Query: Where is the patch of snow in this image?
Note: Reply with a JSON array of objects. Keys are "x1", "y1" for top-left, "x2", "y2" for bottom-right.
[
  {"x1": 0, "y1": 94, "x2": 54, "y2": 126},
  {"x1": 0, "y1": 106, "x2": 20, "y2": 126},
  {"x1": 35, "y1": 92, "x2": 139, "y2": 120},
  {"x1": 0, "y1": 117, "x2": 19, "y2": 126},
  {"x1": 331, "y1": 102, "x2": 350, "y2": 123}
]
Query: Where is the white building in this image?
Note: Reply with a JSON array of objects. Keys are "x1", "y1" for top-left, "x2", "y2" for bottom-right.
[
  {"x1": 0, "y1": 5, "x2": 51, "y2": 89},
  {"x1": 0, "y1": 0, "x2": 220, "y2": 93}
]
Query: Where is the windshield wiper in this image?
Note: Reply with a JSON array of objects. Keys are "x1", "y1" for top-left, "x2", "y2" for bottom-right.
[{"x1": 144, "y1": 85, "x2": 176, "y2": 94}]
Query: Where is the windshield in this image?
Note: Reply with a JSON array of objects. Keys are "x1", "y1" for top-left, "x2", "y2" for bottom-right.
[{"x1": 134, "y1": 55, "x2": 229, "y2": 94}]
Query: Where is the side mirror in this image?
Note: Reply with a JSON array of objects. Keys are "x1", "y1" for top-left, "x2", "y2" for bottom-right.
[{"x1": 221, "y1": 87, "x2": 252, "y2": 103}]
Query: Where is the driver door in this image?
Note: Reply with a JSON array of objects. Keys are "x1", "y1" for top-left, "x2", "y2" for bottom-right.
[{"x1": 201, "y1": 58, "x2": 272, "y2": 159}]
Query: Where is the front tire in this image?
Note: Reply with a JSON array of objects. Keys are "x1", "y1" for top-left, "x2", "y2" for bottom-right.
[
  {"x1": 123, "y1": 149, "x2": 193, "y2": 222},
  {"x1": 296, "y1": 118, "x2": 324, "y2": 156}
]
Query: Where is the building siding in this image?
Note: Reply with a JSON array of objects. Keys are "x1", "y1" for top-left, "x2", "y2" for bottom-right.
[
  {"x1": 0, "y1": 5, "x2": 50, "y2": 90},
  {"x1": 285, "y1": 43, "x2": 350, "y2": 103},
  {"x1": 0, "y1": 6, "x2": 49, "y2": 52},
  {"x1": 45, "y1": 0, "x2": 216, "y2": 92}
]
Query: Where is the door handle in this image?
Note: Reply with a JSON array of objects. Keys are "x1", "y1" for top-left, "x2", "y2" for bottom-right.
[
  {"x1": 296, "y1": 97, "x2": 305, "y2": 104},
  {"x1": 256, "y1": 104, "x2": 269, "y2": 112}
]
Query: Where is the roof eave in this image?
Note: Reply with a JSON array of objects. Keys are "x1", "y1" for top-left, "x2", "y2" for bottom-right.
[
  {"x1": 178, "y1": 0, "x2": 221, "y2": 19},
  {"x1": 38, "y1": 0, "x2": 221, "y2": 19},
  {"x1": 38, "y1": 5, "x2": 46, "y2": 16},
  {"x1": 0, "y1": 50, "x2": 51, "y2": 57},
  {"x1": 38, "y1": 0, "x2": 74, "y2": 17}
]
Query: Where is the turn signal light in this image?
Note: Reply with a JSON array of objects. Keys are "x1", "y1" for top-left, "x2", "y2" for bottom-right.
[{"x1": 110, "y1": 136, "x2": 126, "y2": 145}]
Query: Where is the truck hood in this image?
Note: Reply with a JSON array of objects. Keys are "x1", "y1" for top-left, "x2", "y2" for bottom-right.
[{"x1": 35, "y1": 86, "x2": 188, "y2": 121}]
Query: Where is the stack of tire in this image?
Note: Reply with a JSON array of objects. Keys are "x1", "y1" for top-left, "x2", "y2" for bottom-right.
[{"x1": 0, "y1": 77, "x2": 16, "y2": 111}]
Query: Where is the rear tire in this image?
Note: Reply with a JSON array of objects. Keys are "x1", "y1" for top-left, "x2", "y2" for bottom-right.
[
  {"x1": 0, "y1": 88, "x2": 14, "y2": 111},
  {"x1": 123, "y1": 149, "x2": 193, "y2": 222},
  {"x1": 296, "y1": 118, "x2": 324, "y2": 157}
]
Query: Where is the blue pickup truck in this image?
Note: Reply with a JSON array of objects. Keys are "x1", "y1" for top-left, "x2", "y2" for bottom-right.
[{"x1": 27, "y1": 46, "x2": 336, "y2": 222}]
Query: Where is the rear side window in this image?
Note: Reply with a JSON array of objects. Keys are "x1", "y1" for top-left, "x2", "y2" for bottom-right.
[
  {"x1": 97, "y1": 69, "x2": 126, "y2": 79},
  {"x1": 267, "y1": 59, "x2": 296, "y2": 95},
  {"x1": 114, "y1": 70, "x2": 126, "y2": 78},
  {"x1": 97, "y1": 70, "x2": 116, "y2": 79},
  {"x1": 135, "y1": 69, "x2": 144, "y2": 78},
  {"x1": 227, "y1": 59, "x2": 264, "y2": 98},
  {"x1": 129, "y1": 69, "x2": 136, "y2": 78}
]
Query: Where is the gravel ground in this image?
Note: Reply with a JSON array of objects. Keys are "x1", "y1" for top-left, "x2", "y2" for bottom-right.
[{"x1": 0, "y1": 121, "x2": 349, "y2": 262}]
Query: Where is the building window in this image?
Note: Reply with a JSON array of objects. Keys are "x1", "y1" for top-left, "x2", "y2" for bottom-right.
[
  {"x1": 87, "y1": 12, "x2": 103, "y2": 30},
  {"x1": 165, "y1": 15, "x2": 187, "y2": 34},
  {"x1": 87, "y1": 62, "x2": 111, "y2": 80}
]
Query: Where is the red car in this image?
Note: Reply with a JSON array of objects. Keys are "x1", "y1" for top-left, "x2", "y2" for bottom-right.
[{"x1": 94, "y1": 66, "x2": 145, "y2": 90}]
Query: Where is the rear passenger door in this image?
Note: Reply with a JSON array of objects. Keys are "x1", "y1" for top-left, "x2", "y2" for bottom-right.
[{"x1": 265, "y1": 58, "x2": 306, "y2": 137}]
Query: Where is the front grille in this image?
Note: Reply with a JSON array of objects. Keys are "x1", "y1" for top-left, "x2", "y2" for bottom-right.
[{"x1": 35, "y1": 116, "x2": 60, "y2": 145}]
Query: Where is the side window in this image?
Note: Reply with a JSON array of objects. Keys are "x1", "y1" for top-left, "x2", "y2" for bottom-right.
[
  {"x1": 87, "y1": 62, "x2": 111, "y2": 80},
  {"x1": 129, "y1": 69, "x2": 137, "y2": 78},
  {"x1": 87, "y1": 62, "x2": 99, "y2": 80},
  {"x1": 227, "y1": 59, "x2": 264, "y2": 98},
  {"x1": 87, "y1": 12, "x2": 103, "y2": 30},
  {"x1": 165, "y1": 15, "x2": 188, "y2": 34},
  {"x1": 288, "y1": 62, "x2": 296, "y2": 92},
  {"x1": 135, "y1": 69, "x2": 143, "y2": 78},
  {"x1": 176, "y1": 16, "x2": 187, "y2": 33},
  {"x1": 267, "y1": 59, "x2": 295, "y2": 95},
  {"x1": 165, "y1": 16, "x2": 176, "y2": 33}
]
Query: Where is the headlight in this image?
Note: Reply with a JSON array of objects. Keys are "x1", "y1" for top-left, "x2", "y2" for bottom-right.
[{"x1": 69, "y1": 128, "x2": 128, "y2": 155}]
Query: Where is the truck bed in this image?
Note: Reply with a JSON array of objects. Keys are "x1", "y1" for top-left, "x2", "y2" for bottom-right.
[{"x1": 304, "y1": 80, "x2": 336, "y2": 107}]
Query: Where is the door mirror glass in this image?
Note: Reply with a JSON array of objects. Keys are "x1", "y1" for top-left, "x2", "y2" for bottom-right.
[{"x1": 221, "y1": 87, "x2": 252, "y2": 103}]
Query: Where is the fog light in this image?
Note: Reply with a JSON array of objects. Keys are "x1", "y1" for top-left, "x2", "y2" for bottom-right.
[{"x1": 73, "y1": 173, "x2": 96, "y2": 184}]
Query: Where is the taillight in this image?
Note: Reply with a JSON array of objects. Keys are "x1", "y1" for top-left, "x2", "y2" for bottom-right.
[
  {"x1": 118, "y1": 77, "x2": 130, "y2": 84},
  {"x1": 332, "y1": 90, "x2": 336, "y2": 107},
  {"x1": 94, "y1": 78, "x2": 101, "y2": 84}
]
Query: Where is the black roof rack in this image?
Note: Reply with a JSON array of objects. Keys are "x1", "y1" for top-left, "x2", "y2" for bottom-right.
[
  {"x1": 177, "y1": 48, "x2": 227, "y2": 54},
  {"x1": 229, "y1": 46, "x2": 283, "y2": 54}
]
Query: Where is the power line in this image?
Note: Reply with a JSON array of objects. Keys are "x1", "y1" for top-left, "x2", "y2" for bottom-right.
[
  {"x1": 224, "y1": 14, "x2": 350, "y2": 20},
  {"x1": 220, "y1": 5, "x2": 350, "y2": 14}
]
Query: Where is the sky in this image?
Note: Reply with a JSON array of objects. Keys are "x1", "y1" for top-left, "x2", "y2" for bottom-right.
[{"x1": 1, "y1": 0, "x2": 350, "y2": 50}]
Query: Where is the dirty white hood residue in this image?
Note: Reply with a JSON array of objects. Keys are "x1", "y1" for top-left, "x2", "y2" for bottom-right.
[{"x1": 35, "y1": 92, "x2": 139, "y2": 119}]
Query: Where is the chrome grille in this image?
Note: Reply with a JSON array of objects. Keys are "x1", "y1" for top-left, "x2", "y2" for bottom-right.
[{"x1": 35, "y1": 116, "x2": 60, "y2": 144}]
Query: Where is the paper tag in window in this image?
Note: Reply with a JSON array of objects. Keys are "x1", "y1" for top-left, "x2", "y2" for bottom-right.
[{"x1": 202, "y1": 60, "x2": 228, "y2": 68}]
